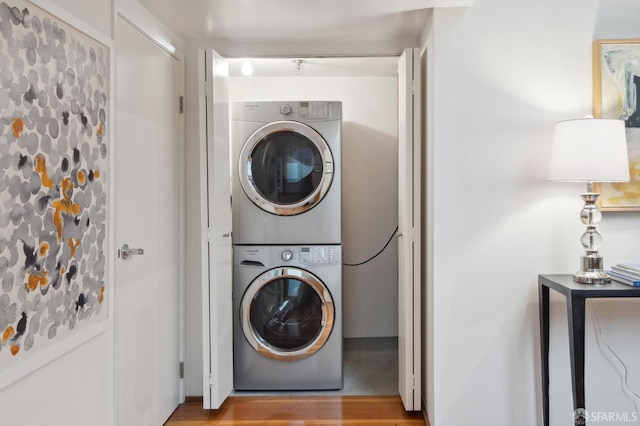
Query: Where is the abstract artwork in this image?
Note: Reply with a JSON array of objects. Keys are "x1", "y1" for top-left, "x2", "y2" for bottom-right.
[
  {"x1": 0, "y1": 0, "x2": 108, "y2": 372},
  {"x1": 593, "y1": 39, "x2": 640, "y2": 211}
]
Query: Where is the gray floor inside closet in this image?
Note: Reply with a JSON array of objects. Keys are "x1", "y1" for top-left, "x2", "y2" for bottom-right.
[{"x1": 232, "y1": 337, "x2": 398, "y2": 396}]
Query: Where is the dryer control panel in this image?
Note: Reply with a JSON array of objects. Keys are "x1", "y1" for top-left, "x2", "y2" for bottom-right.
[
  {"x1": 298, "y1": 101, "x2": 332, "y2": 119},
  {"x1": 275, "y1": 101, "x2": 338, "y2": 120}
]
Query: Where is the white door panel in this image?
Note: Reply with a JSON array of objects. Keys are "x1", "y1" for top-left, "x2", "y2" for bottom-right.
[
  {"x1": 201, "y1": 50, "x2": 233, "y2": 409},
  {"x1": 398, "y1": 47, "x2": 422, "y2": 411},
  {"x1": 115, "y1": 15, "x2": 182, "y2": 425}
]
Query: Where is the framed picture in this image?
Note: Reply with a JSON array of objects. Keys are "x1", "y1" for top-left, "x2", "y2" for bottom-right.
[
  {"x1": 0, "y1": 0, "x2": 111, "y2": 387},
  {"x1": 593, "y1": 39, "x2": 640, "y2": 211}
]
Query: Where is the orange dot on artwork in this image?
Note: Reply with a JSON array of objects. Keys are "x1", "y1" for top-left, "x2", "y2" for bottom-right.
[
  {"x1": 10, "y1": 345, "x2": 20, "y2": 356},
  {"x1": 2, "y1": 326, "x2": 15, "y2": 344},
  {"x1": 39, "y1": 242, "x2": 50, "y2": 257},
  {"x1": 77, "y1": 170, "x2": 86, "y2": 185},
  {"x1": 94, "y1": 169, "x2": 100, "y2": 179},
  {"x1": 27, "y1": 274, "x2": 40, "y2": 291},
  {"x1": 11, "y1": 117, "x2": 25, "y2": 138}
]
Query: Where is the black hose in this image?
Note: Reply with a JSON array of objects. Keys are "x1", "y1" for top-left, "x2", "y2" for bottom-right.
[{"x1": 343, "y1": 226, "x2": 399, "y2": 267}]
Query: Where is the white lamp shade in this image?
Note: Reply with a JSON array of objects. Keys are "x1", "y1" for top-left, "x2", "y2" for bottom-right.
[{"x1": 547, "y1": 118, "x2": 630, "y2": 182}]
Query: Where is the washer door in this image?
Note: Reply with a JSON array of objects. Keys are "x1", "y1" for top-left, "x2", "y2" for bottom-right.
[
  {"x1": 239, "y1": 121, "x2": 333, "y2": 216},
  {"x1": 241, "y1": 267, "x2": 335, "y2": 361}
]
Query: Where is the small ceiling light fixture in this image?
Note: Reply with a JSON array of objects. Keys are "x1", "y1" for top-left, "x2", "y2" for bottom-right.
[
  {"x1": 293, "y1": 59, "x2": 305, "y2": 75},
  {"x1": 241, "y1": 60, "x2": 253, "y2": 76}
]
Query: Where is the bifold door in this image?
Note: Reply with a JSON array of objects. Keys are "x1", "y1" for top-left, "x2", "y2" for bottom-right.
[{"x1": 200, "y1": 49, "x2": 233, "y2": 409}]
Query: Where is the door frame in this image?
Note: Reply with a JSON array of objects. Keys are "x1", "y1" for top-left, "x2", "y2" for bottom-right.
[{"x1": 113, "y1": 0, "x2": 187, "y2": 417}]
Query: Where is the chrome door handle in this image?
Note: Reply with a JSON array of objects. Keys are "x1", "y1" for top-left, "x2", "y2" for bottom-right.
[{"x1": 119, "y1": 244, "x2": 144, "y2": 260}]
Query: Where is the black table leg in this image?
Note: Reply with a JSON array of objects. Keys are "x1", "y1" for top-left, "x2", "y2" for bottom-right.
[
  {"x1": 539, "y1": 283, "x2": 550, "y2": 426},
  {"x1": 566, "y1": 294, "x2": 586, "y2": 425}
]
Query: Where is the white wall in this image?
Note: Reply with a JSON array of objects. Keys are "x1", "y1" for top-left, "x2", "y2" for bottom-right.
[
  {"x1": 0, "y1": 1, "x2": 114, "y2": 425},
  {"x1": 229, "y1": 76, "x2": 399, "y2": 339},
  {"x1": 428, "y1": 1, "x2": 640, "y2": 425}
]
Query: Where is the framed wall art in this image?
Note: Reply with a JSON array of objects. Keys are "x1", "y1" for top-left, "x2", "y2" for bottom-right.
[
  {"x1": 0, "y1": 0, "x2": 111, "y2": 387},
  {"x1": 593, "y1": 39, "x2": 640, "y2": 211}
]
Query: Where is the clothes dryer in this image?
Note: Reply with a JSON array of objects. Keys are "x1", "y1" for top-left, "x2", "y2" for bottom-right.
[
  {"x1": 232, "y1": 101, "x2": 341, "y2": 245},
  {"x1": 233, "y1": 244, "x2": 342, "y2": 390}
]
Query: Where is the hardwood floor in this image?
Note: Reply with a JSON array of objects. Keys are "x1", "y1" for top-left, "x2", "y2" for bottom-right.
[{"x1": 165, "y1": 396, "x2": 428, "y2": 425}]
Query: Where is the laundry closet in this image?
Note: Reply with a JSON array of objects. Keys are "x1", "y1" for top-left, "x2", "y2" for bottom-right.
[
  {"x1": 186, "y1": 55, "x2": 403, "y2": 400},
  {"x1": 228, "y1": 58, "x2": 399, "y2": 339}
]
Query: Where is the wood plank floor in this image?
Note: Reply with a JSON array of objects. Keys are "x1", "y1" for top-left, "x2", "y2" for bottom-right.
[{"x1": 165, "y1": 396, "x2": 428, "y2": 426}]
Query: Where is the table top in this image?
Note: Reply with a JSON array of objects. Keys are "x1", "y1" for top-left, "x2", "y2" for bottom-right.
[{"x1": 539, "y1": 274, "x2": 640, "y2": 298}]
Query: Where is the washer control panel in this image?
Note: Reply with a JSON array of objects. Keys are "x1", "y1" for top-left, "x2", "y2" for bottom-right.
[
  {"x1": 236, "y1": 246, "x2": 341, "y2": 267},
  {"x1": 299, "y1": 246, "x2": 336, "y2": 265},
  {"x1": 272, "y1": 246, "x2": 340, "y2": 266}
]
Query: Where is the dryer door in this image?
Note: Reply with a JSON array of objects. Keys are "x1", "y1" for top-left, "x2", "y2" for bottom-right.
[
  {"x1": 239, "y1": 121, "x2": 333, "y2": 216},
  {"x1": 241, "y1": 267, "x2": 335, "y2": 361}
]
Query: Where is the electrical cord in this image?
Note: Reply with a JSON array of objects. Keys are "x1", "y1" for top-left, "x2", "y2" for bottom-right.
[
  {"x1": 343, "y1": 226, "x2": 399, "y2": 267},
  {"x1": 588, "y1": 300, "x2": 640, "y2": 411}
]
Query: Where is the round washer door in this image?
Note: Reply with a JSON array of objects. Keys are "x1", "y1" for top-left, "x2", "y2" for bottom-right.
[
  {"x1": 239, "y1": 120, "x2": 334, "y2": 216},
  {"x1": 241, "y1": 266, "x2": 335, "y2": 361}
]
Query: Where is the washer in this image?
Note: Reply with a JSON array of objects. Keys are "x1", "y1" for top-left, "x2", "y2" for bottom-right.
[
  {"x1": 232, "y1": 101, "x2": 341, "y2": 245},
  {"x1": 233, "y1": 244, "x2": 342, "y2": 390}
]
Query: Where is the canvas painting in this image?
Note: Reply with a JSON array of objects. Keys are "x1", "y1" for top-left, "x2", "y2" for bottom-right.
[
  {"x1": 593, "y1": 39, "x2": 640, "y2": 210},
  {"x1": 0, "y1": 0, "x2": 108, "y2": 372}
]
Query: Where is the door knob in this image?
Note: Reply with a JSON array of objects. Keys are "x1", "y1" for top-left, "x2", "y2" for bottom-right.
[{"x1": 119, "y1": 243, "x2": 144, "y2": 260}]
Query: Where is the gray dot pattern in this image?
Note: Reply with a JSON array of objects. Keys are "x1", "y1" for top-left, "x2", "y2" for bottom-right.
[{"x1": 0, "y1": 0, "x2": 108, "y2": 362}]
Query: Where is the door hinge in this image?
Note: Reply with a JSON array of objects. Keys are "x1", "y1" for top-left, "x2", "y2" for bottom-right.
[
  {"x1": 203, "y1": 81, "x2": 208, "y2": 97},
  {"x1": 412, "y1": 374, "x2": 416, "y2": 389},
  {"x1": 179, "y1": 361, "x2": 185, "y2": 379},
  {"x1": 179, "y1": 96, "x2": 185, "y2": 114},
  {"x1": 209, "y1": 374, "x2": 214, "y2": 387}
]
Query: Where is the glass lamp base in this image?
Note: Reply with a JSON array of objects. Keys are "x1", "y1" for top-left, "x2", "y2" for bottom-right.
[{"x1": 573, "y1": 255, "x2": 611, "y2": 284}]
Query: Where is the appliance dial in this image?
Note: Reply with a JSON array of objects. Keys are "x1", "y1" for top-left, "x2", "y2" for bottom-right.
[
  {"x1": 281, "y1": 250, "x2": 293, "y2": 261},
  {"x1": 279, "y1": 104, "x2": 293, "y2": 115}
]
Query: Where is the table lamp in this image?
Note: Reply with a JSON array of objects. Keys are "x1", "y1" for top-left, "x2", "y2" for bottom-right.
[{"x1": 547, "y1": 117, "x2": 630, "y2": 284}]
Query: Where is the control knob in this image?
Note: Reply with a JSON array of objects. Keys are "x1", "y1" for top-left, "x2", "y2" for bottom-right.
[
  {"x1": 279, "y1": 104, "x2": 293, "y2": 115},
  {"x1": 281, "y1": 250, "x2": 293, "y2": 261}
]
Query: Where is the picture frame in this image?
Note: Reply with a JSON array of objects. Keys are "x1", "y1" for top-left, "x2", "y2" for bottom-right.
[
  {"x1": 593, "y1": 39, "x2": 640, "y2": 211},
  {"x1": 0, "y1": 0, "x2": 113, "y2": 389}
]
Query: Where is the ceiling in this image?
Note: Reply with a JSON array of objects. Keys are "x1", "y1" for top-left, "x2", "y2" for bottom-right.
[
  {"x1": 226, "y1": 57, "x2": 400, "y2": 77},
  {"x1": 133, "y1": 0, "x2": 473, "y2": 77}
]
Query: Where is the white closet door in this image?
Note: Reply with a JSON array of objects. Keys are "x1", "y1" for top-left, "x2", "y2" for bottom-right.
[
  {"x1": 115, "y1": 14, "x2": 182, "y2": 425},
  {"x1": 201, "y1": 49, "x2": 233, "y2": 409},
  {"x1": 398, "y1": 47, "x2": 422, "y2": 412}
]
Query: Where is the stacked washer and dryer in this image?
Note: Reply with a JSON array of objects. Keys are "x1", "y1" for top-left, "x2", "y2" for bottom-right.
[{"x1": 231, "y1": 101, "x2": 343, "y2": 390}]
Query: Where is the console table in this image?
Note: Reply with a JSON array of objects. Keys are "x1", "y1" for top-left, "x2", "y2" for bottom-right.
[{"x1": 539, "y1": 274, "x2": 640, "y2": 426}]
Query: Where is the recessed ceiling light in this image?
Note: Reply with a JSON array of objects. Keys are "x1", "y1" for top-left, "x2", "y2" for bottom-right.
[{"x1": 241, "y1": 60, "x2": 253, "y2": 76}]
